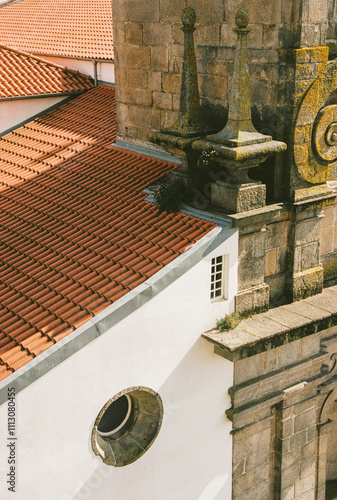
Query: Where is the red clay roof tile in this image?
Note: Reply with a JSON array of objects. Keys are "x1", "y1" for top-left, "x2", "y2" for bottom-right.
[
  {"x1": 0, "y1": 45, "x2": 94, "y2": 98},
  {"x1": 0, "y1": 0, "x2": 113, "y2": 61},
  {"x1": 0, "y1": 85, "x2": 216, "y2": 380}
]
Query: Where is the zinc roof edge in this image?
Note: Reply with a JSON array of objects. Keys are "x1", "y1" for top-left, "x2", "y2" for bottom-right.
[
  {"x1": 0, "y1": 225, "x2": 231, "y2": 402},
  {"x1": 29, "y1": 51, "x2": 114, "y2": 62},
  {"x1": 0, "y1": 90, "x2": 88, "y2": 102}
]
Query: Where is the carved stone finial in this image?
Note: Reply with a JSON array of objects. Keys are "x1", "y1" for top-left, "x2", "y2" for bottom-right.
[
  {"x1": 235, "y1": 7, "x2": 249, "y2": 29},
  {"x1": 159, "y1": 6, "x2": 210, "y2": 138},
  {"x1": 206, "y1": 7, "x2": 270, "y2": 147},
  {"x1": 182, "y1": 6, "x2": 196, "y2": 29}
]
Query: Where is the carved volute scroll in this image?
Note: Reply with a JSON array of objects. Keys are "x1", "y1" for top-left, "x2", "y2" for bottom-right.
[{"x1": 294, "y1": 59, "x2": 337, "y2": 184}]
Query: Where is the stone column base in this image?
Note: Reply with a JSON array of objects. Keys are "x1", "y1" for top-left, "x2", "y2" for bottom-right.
[
  {"x1": 211, "y1": 180, "x2": 266, "y2": 213},
  {"x1": 288, "y1": 266, "x2": 324, "y2": 302},
  {"x1": 235, "y1": 282, "x2": 270, "y2": 315}
]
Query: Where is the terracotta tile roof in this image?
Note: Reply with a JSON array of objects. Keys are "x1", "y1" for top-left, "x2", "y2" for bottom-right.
[
  {"x1": 0, "y1": 85, "x2": 216, "y2": 381},
  {"x1": 0, "y1": 45, "x2": 94, "y2": 99},
  {"x1": 0, "y1": 0, "x2": 113, "y2": 60}
]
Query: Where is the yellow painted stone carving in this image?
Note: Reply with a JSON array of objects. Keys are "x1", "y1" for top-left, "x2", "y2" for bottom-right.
[{"x1": 294, "y1": 53, "x2": 337, "y2": 184}]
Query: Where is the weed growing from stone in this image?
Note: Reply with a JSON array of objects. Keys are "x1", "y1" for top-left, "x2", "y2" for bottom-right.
[
  {"x1": 153, "y1": 179, "x2": 187, "y2": 213},
  {"x1": 216, "y1": 313, "x2": 242, "y2": 331}
]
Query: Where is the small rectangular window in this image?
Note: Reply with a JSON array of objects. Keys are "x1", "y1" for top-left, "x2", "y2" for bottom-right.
[{"x1": 210, "y1": 255, "x2": 229, "y2": 301}]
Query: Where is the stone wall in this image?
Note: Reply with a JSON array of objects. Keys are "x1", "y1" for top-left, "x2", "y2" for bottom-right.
[
  {"x1": 229, "y1": 325, "x2": 337, "y2": 499},
  {"x1": 112, "y1": 0, "x2": 314, "y2": 145}
]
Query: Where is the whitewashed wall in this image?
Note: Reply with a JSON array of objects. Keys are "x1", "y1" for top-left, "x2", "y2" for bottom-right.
[
  {"x1": 43, "y1": 57, "x2": 115, "y2": 84},
  {"x1": 0, "y1": 96, "x2": 66, "y2": 135},
  {"x1": 0, "y1": 228, "x2": 237, "y2": 500}
]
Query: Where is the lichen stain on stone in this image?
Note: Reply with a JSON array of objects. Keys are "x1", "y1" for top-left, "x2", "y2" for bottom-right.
[{"x1": 293, "y1": 47, "x2": 337, "y2": 185}]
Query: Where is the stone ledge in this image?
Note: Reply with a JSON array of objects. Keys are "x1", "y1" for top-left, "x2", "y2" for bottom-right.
[{"x1": 203, "y1": 285, "x2": 337, "y2": 361}]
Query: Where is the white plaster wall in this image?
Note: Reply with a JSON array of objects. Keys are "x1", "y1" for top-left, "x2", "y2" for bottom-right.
[
  {"x1": 42, "y1": 56, "x2": 115, "y2": 83},
  {"x1": 0, "y1": 96, "x2": 66, "y2": 135},
  {"x1": 0, "y1": 228, "x2": 237, "y2": 500}
]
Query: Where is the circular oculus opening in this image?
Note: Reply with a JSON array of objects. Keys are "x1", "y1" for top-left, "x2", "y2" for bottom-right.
[
  {"x1": 97, "y1": 394, "x2": 132, "y2": 437},
  {"x1": 92, "y1": 387, "x2": 163, "y2": 467}
]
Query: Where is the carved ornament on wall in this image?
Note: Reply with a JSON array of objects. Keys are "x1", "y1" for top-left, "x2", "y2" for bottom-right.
[{"x1": 294, "y1": 61, "x2": 337, "y2": 184}]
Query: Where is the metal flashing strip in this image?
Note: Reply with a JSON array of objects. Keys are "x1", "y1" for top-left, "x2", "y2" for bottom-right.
[
  {"x1": 112, "y1": 138, "x2": 182, "y2": 164},
  {"x1": 144, "y1": 192, "x2": 232, "y2": 228},
  {"x1": 0, "y1": 225, "x2": 234, "y2": 404}
]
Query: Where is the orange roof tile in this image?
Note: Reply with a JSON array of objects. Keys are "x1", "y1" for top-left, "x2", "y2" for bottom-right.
[
  {"x1": 0, "y1": 45, "x2": 94, "y2": 98},
  {"x1": 0, "y1": 0, "x2": 114, "y2": 60},
  {"x1": 0, "y1": 86, "x2": 216, "y2": 381}
]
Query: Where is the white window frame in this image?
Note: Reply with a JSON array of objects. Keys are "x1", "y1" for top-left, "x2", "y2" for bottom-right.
[{"x1": 210, "y1": 254, "x2": 229, "y2": 302}]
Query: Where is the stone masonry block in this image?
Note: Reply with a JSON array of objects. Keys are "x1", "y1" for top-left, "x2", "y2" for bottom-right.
[
  {"x1": 160, "y1": 109, "x2": 178, "y2": 129},
  {"x1": 143, "y1": 22, "x2": 172, "y2": 46},
  {"x1": 262, "y1": 24, "x2": 279, "y2": 48},
  {"x1": 308, "y1": 0, "x2": 328, "y2": 23},
  {"x1": 169, "y1": 56, "x2": 183, "y2": 74},
  {"x1": 294, "y1": 218, "x2": 320, "y2": 246},
  {"x1": 265, "y1": 248, "x2": 279, "y2": 276},
  {"x1": 194, "y1": 24, "x2": 221, "y2": 45},
  {"x1": 172, "y1": 93, "x2": 180, "y2": 111},
  {"x1": 113, "y1": 0, "x2": 160, "y2": 22},
  {"x1": 238, "y1": 257, "x2": 266, "y2": 290},
  {"x1": 282, "y1": 485, "x2": 295, "y2": 500},
  {"x1": 186, "y1": 0, "x2": 225, "y2": 24},
  {"x1": 162, "y1": 73, "x2": 182, "y2": 94},
  {"x1": 293, "y1": 245, "x2": 302, "y2": 274},
  {"x1": 321, "y1": 204, "x2": 336, "y2": 227},
  {"x1": 248, "y1": 0, "x2": 281, "y2": 24},
  {"x1": 172, "y1": 22, "x2": 184, "y2": 44},
  {"x1": 291, "y1": 265, "x2": 324, "y2": 301},
  {"x1": 168, "y1": 43, "x2": 184, "y2": 58},
  {"x1": 159, "y1": 0, "x2": 182, "y2": 22},
  {"x1": 235, "y1": 283, "x2": 269, "y2": 314},
  {"x1": 234, "y1": 351, "x2": 266, "y2": 385},
  {"x1": 151, "y1": 46, "x2": 169, "y2": 72},
  {"x1": 253, "y1": 462, "x2": 270, "y2": 486},
  {"x1": 301, "y1": 242, "x2": 320, "y2": 270},
  {"x1": 211, "y1": 181, "x2": 266, "y2": 213},
  {"x1": 126, "y1": 69, "x2": 148, "y2": 88},
  {"x1": 114, "y1": 21, "x2": 126, "y2": 44},
  {"x1": 300, "y1": 335, "x2": 320, "y2": 359},
  {"x1": 118, "y1": 87, "x2": 152, "y2": 106},
  {"x1": 220, "y1": 24, "x2": 237, "y2": 46},
  {"x1": 200, "y1": 73, "x2": 228, "y2": 101},
  {"x1": 278, "y1": 339, "x2": 301, "y2": 366},
  {"x1": 294, "y1": 408, "x2": 316, "y2": 434},
  {"x1": 233, "y1": 470, "x2": 255, "y2": 495},
  {"x1": 300, "y1": 440, "x2": 317, "y2": 463},
  {"x1": 266, "y1": 220, "x2": 289, "y2": 249},
  {"x1": 282, "y1": 462, "x2": 301, "y2": 489},
  {"x1": 283, "y1": 448, "x2": 301, "y2": 470},
  {"x1": 152, "y1": 91, "x2": 172, "y2": 110},
  {"x1": 290, "y1": 430, "x2": 307, "y2": 450},
  {"x1": 125, "y1": 22, "x2": 143, "y2": 44},
  {"x1": 320, "y1": 225, "x2": 334, "y2": 255},
  {"x1": 117, "y1": 44, "x2": 151, "y2": 69},
  {"x1": 148, "y1": 71, "x2": 162, "y2": 91}
]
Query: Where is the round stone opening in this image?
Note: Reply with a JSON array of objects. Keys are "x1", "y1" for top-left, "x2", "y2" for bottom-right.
[
  {"x1": 97, "y1": 394, "x2": 132, "y2": 437},
  {"x1": 92, "y1": 387, "x2": 163, "y2": 466}
]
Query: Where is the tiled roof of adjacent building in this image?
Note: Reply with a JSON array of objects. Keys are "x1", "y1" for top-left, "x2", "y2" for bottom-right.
[
  {"x1": 0, "y1": 0, "x2": 114, "y2": 60},
  {"x1": 0, "y1": 85, "x2": 216, "y2": 381},
  {"x1": 0, "y1": 45, "x2": 94, "y2": 98}
]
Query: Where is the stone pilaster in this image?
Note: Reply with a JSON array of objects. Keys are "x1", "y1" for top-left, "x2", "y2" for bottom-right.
[
  {"x1": 228, "y1": 204, "x2": 282, "y2": 314},
  {"x1": 286, "y1": 193, "x2": 336, "y2": 302}
]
